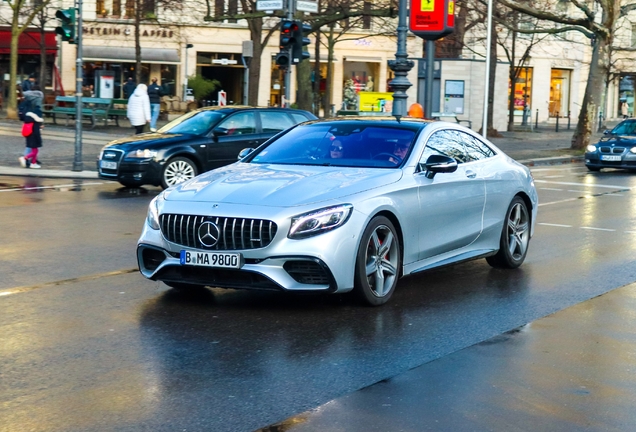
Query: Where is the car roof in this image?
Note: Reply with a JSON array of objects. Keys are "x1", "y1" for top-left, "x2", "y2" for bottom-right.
[
  {"x1": 193, "y1": 106, "x2": 314, "y2": 114},
  {"x1": 301, "y1": 116, "x2": 435, "y2": 131}
]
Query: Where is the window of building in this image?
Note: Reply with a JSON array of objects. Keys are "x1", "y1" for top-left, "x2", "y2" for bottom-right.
[
  {"x1": 549, "y1": 69, "x2": 570, "y2": 118},
  {"x1": 215, "y1": 0, "x2": 224, "y2": 17},
  {"x1": 363, "y1": 1, "x2": 371, "y2": 30},
  {"x1": 96, "y1": 0, "x2": 105, "y2": 15},
  {"x1": 509, "y1": 66, "x2": 533, "y2": 114},
  {"x1": 125, "y1": 0, "x2": 135, "y2": 18},
  {"x1": 631, "y1": 24, "x2": 636, "y2": 48}
]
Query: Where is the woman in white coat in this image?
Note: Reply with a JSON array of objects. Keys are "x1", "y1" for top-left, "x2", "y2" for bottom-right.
[{"x1": 127, "y1": 83, "x2": 151, "y2": 134}]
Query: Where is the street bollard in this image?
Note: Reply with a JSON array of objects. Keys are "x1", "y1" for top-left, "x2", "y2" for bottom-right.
[
  {"x1": 535, "y1": 109, "x2": 539, "y2": 130},
  {"x1": 556, "y1": 112, "x2": 559, "y2": 132},
  {"x1": 567, "y1": 111, "x2": 571, "y2": 130},
  {"x1": 598, "y1": 111, "x2": 604, "y2": 132}
]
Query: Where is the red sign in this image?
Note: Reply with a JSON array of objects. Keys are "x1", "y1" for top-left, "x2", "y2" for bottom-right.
[{"x1": 409, "y1": 0, "x2": 455, "y2": 41}]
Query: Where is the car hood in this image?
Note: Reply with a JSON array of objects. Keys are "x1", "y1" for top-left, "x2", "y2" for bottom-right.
[
  {"x1": 104, "y1": 132, "x2": 195, "y2": 150},
  {"x1": 164, "y1": 163, "x2": 402, "y2": 206},
  {"x1": 598, "y1": 135, "x2": 636, "y2": 146}
]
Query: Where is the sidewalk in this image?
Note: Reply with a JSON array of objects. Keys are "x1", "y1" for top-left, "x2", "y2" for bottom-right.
[{"x1": 0, "y1": 118, "x2": 611, "y2": 179}]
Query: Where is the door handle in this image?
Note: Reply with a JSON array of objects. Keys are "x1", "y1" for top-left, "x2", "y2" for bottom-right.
[{"x1": 465, "y1": 170, "x2": 477, "y2": 178}]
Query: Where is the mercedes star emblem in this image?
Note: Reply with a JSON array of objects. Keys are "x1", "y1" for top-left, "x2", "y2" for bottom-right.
[{"x1": 198, "y1": 221, "x2": 220, "y2": 247}]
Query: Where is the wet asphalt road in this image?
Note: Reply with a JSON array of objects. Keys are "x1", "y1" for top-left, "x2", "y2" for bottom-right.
[{"x1": 2, "y1": 163, "x2": 636, "y2": 431}]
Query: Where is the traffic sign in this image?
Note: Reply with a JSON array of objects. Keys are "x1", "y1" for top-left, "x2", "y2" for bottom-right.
[
  {"x1": 409, "y1": 0, "x2": 455, "y2": 41},
  {"x1": 218, "y1": 90, "x2": 227, "y2": 106},
  {"x1": 256, "y1": 0, "x2": 283, "y2": 11},
  {"x1": 296, "y1": 1, "x2": 318, "y2": 13}
]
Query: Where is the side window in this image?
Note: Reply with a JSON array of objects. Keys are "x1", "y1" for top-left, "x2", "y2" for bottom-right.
[
  {"x1": 462, "y1": 133, "x2": 496, "y2": 161},
  {"x1": 260, "y1": 111, "x2": 295, "y2": 133},
  {"x1": 420, "y1": 129, "x2": 468, "y2": 164},
  {"x1": 217, "y1": 112, "x2": 256, "y2": 135},
  {"x1": 290, "y1": 112, "x2": 310, "y2": 124}
]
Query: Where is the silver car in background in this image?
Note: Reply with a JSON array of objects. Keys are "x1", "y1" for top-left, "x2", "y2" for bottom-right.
[{"x1": 137, "y1": 118, "x2": 538, "y2": 306}]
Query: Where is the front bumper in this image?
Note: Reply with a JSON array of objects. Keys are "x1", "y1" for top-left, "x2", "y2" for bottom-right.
[
  {"x1": 97, "y1": 159, "x2": 163, "y2": 186},
  {"x1": 585, "y1": 151, "x2": 636, "y2": 170}
]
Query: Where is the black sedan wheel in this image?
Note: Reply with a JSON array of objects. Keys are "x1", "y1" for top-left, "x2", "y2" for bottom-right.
[
  {"x1": 354, "y1": 216, "x2": 401, "y2": 306},
  {"x1": 161, "y1": 157, "x2": 198, "y2": 189},
  {"x1": 487, "y1": 196, "x2": 530, "y2": 269}
]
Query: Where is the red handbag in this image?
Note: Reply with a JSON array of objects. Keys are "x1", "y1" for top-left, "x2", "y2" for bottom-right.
[{"x1": 21, "y1": 122, "x2": 34, "y2": 137}]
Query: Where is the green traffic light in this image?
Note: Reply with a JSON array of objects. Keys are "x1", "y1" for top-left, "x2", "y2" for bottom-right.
[{"x1": 55, "y1": 8, "x2": 76, "y2": 44}]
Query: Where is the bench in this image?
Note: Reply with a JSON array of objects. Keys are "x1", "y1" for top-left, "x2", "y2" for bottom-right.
[
  {"x1": 431, "y1": 112, "x2": 473, "y2": 129},
  {"x1": 51, "y1": 96, "x2": 113, "y2": 129},
  {"x1": 108, "y1": 98, "x2": 129, "y2": 126}
]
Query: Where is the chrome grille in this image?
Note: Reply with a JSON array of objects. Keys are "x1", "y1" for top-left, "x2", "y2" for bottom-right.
[
  {"x1": 599, "y1": 146, "x2": 625, "y2": 154},
  {"x1": 160, "y1": 214, "x2": 278, "y2": 250}
]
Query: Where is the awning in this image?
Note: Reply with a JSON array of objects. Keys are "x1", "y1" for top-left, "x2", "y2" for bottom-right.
[
  {"x1": 83, "y1": 46, "x2": 180, "y2": 64},
  {"x1": 0, "y1": 30, "x2": 57, "y2": 55},
  {"x1": 344, "y1": 56, "x2": 384, "y2": 63}
]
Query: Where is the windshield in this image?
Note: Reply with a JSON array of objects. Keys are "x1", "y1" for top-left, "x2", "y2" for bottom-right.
[
  {"x1": 158, "y1": 110, "x2": 226, "y2": 136},
  {"x1": 247, "y1": 123, "x2": 418, "y2": 168},
  {"x1": 611, "y1": 120, "x2": 636, "y2": 135}
]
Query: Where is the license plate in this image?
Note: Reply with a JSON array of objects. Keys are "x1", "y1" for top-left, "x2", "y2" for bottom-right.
[
  {"x1": 100, "y1": 160, "x2": 117, "y2": 169},
  {"x1": 180, "y1": 250, "x2": 242, "y2": 269},
  {"x1": 601, "y1": 155, "x2": 621, "y2": 161}
]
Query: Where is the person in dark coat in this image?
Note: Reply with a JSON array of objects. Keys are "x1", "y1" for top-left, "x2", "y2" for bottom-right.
[
  {"x1": 123, "y1": 77, "x2": 136, "y2": 99},
  {"x1": 19, "y1": 106, "x2": 44, "y2": 169},
  {"x1": 147, "y1": 77, "x2": 162, "y2": 132},
  {"x1": 21, "y1": 75, "x2": 36, "y2": 92}
]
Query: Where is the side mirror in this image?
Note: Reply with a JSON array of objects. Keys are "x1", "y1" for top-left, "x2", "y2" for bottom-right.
[
  {"x1": 423, "y1": 154, "x2": 458, "y2": 179},
  {"x1": 238, "y1": 148, "x2": 255, "y2": 160},
  {"x1": 603, "y1": 129, "x2": 610, "y2": 135},
  {"x1": 213, "y1": 127, "x2": 229, "y2": 137}
]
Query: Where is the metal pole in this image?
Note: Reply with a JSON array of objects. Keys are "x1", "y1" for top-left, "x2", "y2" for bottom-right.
[
  {"x1": 481, "y1": 0, "x2": 493, "y2": 138},
  {"x1": 72, "y1": 0, "x2": 83, "y2": 171},
  {"x1": 243, "y1": 63, "x2": 249, "y2": 105},
  {"x1": 424, "y1": 40, "x2": 434, "y2": 118},
  {"x1": 284, "y1": 0, "x2": 293, "y2": 108},
  {"x1": 555, "y1": 112, "x2": 559, "y2": 132},
  {"x1": 388, "y1": 0, "x2": 413, "y2": 119}
]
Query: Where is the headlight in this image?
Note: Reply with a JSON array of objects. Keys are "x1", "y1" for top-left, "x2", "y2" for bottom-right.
[
  {"x1": 146, "y1": 194, "x2": 163, "y2": 230},
  {"x1": 630, "y1": 147, "x2": 636, "y2": 154},
  {"x1": 586, "y1": 145, "x2": 597, "y2": 152},
  {"x1": 126, "y1": 149, "x2": 158, "y2": 159},
  {"x1": 289, "y1": 204, "x2": 353, "y2": 239}
]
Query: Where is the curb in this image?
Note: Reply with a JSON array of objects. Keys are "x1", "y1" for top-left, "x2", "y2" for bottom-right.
[{"x1": 517, "y1": 155, "x2": 584, "y2": 167}]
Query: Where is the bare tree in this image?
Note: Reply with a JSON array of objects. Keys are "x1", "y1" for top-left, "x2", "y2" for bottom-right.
[
  {"x1": 1, "y1": 0, "x2": 53, "y2": 119},
  {"x1": 498, "y1": 0, "x2": 636, "y2": 150}
]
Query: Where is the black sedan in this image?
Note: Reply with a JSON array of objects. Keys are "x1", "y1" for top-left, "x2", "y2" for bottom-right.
[
  {"x1": 97, "y1": 106, "x2": 317, "y2": 188},
  {"x1": 585, "y1": 119, "x2": 636, "y2": 172}
]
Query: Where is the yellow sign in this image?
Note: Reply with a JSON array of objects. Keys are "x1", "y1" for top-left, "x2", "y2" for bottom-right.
[
  {"x1": 448, "y1": 0, "x2": 454, "y2": 14},
  {"x1": 359, "y1": 92, "x2": 393, "y2": 112},
  {"x1": 421, "y1": 0, "x2": 434, "y2": 12}
]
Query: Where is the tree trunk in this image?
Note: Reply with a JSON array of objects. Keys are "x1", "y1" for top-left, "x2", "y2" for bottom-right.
[
  {"x1": 39, "y1": 17, "x2": 47, "y2": 92},
  {"x1": 7, "y1": 15, "x2": 21, "y2": 120},
  {"x1": 324, "y1": 25, "x2": 335, "y2": 118},
  {"x1": 507, "y1": 15, "x2": 517, "y2": 132},
  {"x1": 296, "y1": 56, "x2": 313, "y2": 111},
  {"x1": 313, "y1": 28, "x2": 321, "y2": 116},
  {"x1": 247, "y1": 17, "x2": 264, "y2": 106},
  {"x1": 135, "y1": 0, "x2": 142, "y2": 84},
  {"x1": 571, "y1": 35, "x2": 609, "y2": 150},
  {"x1": 486, "y1": 20, "x2": 498, "y2": 136}
]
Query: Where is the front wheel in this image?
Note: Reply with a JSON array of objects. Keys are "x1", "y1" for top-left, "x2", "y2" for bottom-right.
[
  {"x1": 353, "y1": 216, "x2": 401, "y2": 306},
  {"x1": 161, "y1": 157, "x2": 198, "y2": 189},
  {"x1": 486, "y1": 196, "x2": 530, "y2": 269}
]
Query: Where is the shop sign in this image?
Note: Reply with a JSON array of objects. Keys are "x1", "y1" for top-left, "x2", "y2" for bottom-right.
[
  {"x1": 82, "y1": 27, "x2": 174, "y2": 38},
  {"x1": 409, "y1": 0, "x2": 455, "y2": 41}
]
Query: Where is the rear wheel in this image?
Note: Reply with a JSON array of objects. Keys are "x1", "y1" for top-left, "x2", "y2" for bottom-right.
[
  {"x1": 353, "y1": 216, "x2": 401, "y2": 306},
  {"x1": 486, "y1": 196, "x2": 530, "y2": 269},
  {"x1": 161, "y1": 157, "x2": 198, "y2": 189}
]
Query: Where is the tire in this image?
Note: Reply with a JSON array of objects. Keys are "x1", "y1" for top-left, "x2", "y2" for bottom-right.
[
  {"x1": 586, "y1": 166, "x2": 601, "y2": 172},
  {"x1": 353, "y1": 216, "x2": 401, "y2": 306},
  {"x1": 486, "y1": 196, "x2": 530, "y2": 269},
  {"x1": 161, "y1": 157, "x2": 198, "y2": 189}
]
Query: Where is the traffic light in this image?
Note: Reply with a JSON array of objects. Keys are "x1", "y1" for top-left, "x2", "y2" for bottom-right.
[
  {"x1": 275, "y1": 51, "x2": 290, "y2": 69},
  {"x1": 291, "y1": 22, "x2": 311, "y2": 64},
  {"x1": 279, "y1": 20, "x2": 296, "y2": 49},
  {"x1": 55, "y1": 8, "x2": 76, "y2": 44}
]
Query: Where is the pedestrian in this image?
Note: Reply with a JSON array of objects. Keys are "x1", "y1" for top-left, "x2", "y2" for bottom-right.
[
  {"x1": 123, "y1": 77, "x2": 136, "y2": 99},
  {"x1": 21, "y1": 75, "x2": 36, "y2": 92},
  {"x1": 622, "y1": 101, "x2": 629, "y2": 119},
  {"x1": 19, "y1": 103, "x2": 44, "y2": 169},
  {"x1": 147, "y1": 77, "x2": 162, "y2": 132},
  {"x1": 20, "y1": 85, "x2": 44, "y2": 165},
  {"x1": 127, "y1": 83, "x2": 151, "y2": 134}
]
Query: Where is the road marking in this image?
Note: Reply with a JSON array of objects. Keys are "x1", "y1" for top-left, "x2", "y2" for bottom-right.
[
  {"x1": 543, "y1": 175, "x2": 565, "y2": 178},
  {"x1": 538, "y1": 223, "x2": 572, "y2": 227},
  {"x1": 567, "y1": 190, "x2": 588, "y2": 193},
  {"x1": 0, "y1": 182, "x2": 104, "y2": 192},
  {"x1": 538, "y1": 197, "x2": 579, "y2": 207},
  {"x1": 581, "y1": 226, "x2": 615, "y2": 232},
  {"x1": 0, "y1": 269, "x2": 138, "y2": 297},
  {"x1": 539, "y1": 188, "x2": 564, "y2": 191},
  {"x1": 534, "y1": 179, "x2": 632, "y2": 190}
]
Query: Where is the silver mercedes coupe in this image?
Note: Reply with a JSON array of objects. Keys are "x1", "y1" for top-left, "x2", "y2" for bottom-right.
[{"x1": 137, "y1": 118, "x2": 538, "y2": 306}]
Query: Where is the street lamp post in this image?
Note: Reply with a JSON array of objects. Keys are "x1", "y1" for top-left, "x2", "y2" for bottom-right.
[
  {"x1": 388, "y1": 0, "x2": 413, "y2": 119},
  {"x1": 183, "y1": 43, "x2": 193, "y2": 101},
  {"x1": 72, "y1": 0, "x2": 83, "y2": 171}
]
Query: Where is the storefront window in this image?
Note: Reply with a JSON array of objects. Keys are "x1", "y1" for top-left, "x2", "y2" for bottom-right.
[
  {"x1": 549, "y1": 69, "x2": 570, "y2": 117},
  {"x1": 509, "y1": 67, "x2": 532, "y2": 115},
  {"x1": 343, "y1": 61, "x2": 380, "y2": 110},
  {"x1": 619, "y1": 76, "x2": 634, "y2": 118}
]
